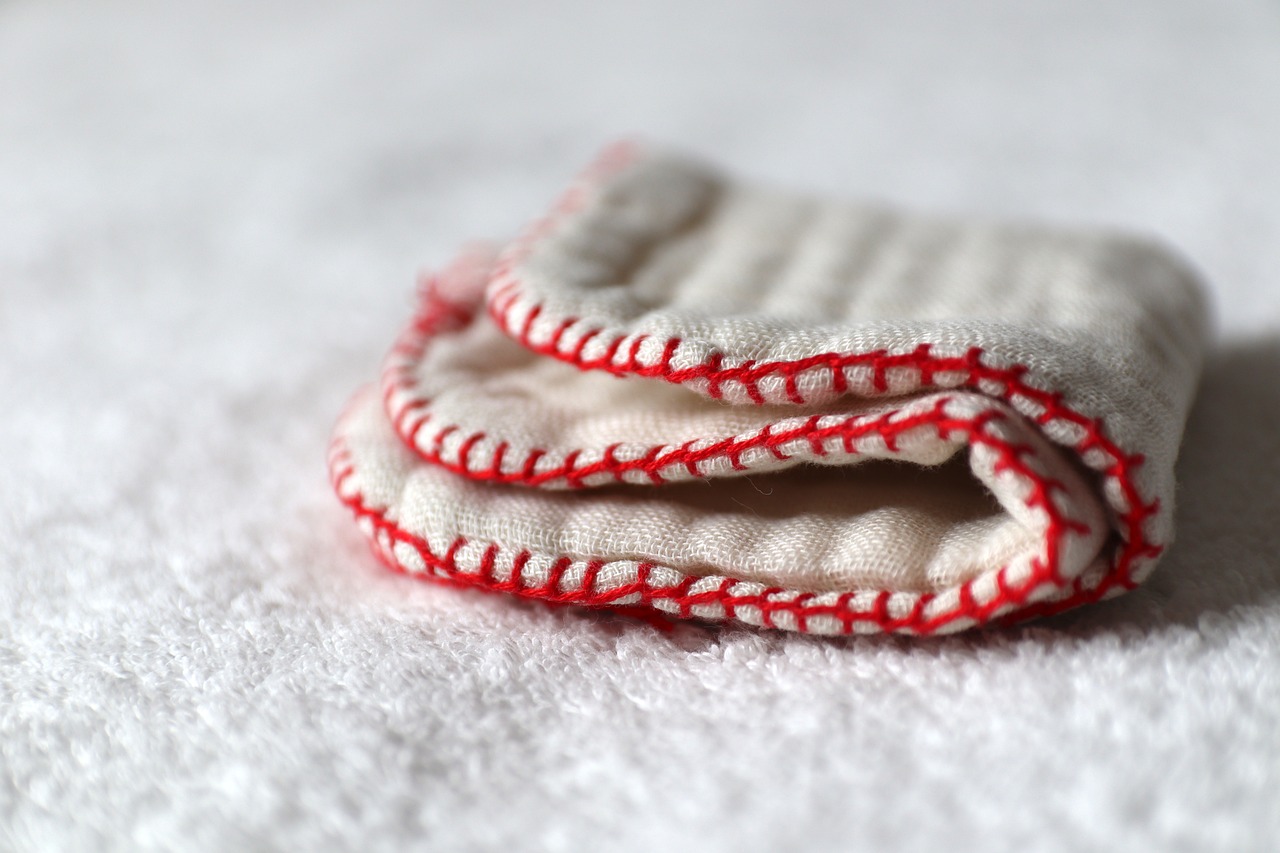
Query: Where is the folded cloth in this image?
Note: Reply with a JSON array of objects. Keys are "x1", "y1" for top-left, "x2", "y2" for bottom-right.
[{"x1": 329, "y1": 142, "x2": 1209, "y2": 635}]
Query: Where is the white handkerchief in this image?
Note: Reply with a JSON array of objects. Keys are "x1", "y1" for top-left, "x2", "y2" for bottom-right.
[{"x1": 331, "y1": 143, "x2": 1208, "y2": 634}]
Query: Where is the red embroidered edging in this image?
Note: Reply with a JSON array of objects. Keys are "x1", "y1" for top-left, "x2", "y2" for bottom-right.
[
  {"x1": 333, "y1": 368, "x2": 1100, "y2": 635},
  {"x1": 474, "y1": 143, "x2": 1163, "y2": 617},
  {"x1": 489, "y1": 305, "x2": 1162, "y2": 586},
  {"x1": 332, "y1": 434, "x2": 1077, "y2": 636},
  {"x1": 380, "y1": 283, "x2": 1098, "y2": 500},
  {"x1": 484, "y1": 303, "x2": 1159, "y2": 618},
  {"x1": 365, "y1": 265, "x2": 1121, "y2": 632},
  {"x1": 333, "y1": 143, "x2": 1163, "y2": 632}
]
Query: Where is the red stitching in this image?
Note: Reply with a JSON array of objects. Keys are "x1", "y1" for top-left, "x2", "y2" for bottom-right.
[
  {"x1": 341, "y1": 143, "x2": 1167, "y2": 632},
  {"x1": 505, "y1": 551, "x2": 530, "y2": 593},
  {"x1": 571, "y1": 328, "x2": 601, "y2": 362},
  {"x1": 369, "y1": 280, "x2": 1149, "y2": 631},
  {"x1": 545, "y1": 557, "x2": 571, "y2": 594},
  {"x1": 332, "y1": 378, "x2": 1094, "y2": 635},
  {"x1": 484, "y1": 289, "x2": 1161, "y2": 603},
  {"x1": 369, "y1": 287, "x2": 1121, "y2": 633},
  {"x1": 384, "y1": 316, "x2": 1061, "y2": 504}
]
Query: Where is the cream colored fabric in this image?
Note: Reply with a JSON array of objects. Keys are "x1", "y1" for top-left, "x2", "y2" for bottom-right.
[
  {"x1": 493, "y1": 145, "x2": 1208, "y2": 581},
  {"x1": 343, "y1": 384, "x2": 1105, "y2": 597},
  {"x1": 334, "y1": 144, "x2": 1208, "y2": 633}
]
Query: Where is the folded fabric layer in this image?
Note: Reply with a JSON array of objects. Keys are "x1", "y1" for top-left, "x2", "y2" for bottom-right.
[{"x1": 330, "y1": 143, "x2": 1209, "y2": 634}]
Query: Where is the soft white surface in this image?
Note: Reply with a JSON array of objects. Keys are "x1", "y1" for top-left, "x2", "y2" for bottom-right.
[{"x1": 3, "y1": 0, "x2": 1279, "y2": 850}]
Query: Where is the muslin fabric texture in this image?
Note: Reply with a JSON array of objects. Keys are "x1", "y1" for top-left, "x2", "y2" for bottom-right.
[{"x1": 332, "y1": 143, "x2": 1208, "y2": 635}]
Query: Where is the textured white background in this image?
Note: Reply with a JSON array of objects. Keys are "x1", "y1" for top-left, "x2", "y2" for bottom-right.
[{"x1": 3, "y1": 1, "x2": 1280, "y2": 850}]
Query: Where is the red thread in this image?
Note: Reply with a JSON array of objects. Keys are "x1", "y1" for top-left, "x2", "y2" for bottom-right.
[
  {"x1": 368, "y1": 274, "x2": 1158, "y2": 631},
  {"x1": 342, "y1": 142, "x2": 1165, "y2": 633},
  {"x1": 368, "y1": 283, "x2": 1131, "y2": 631},
  {"x1": 332, "y1": 375, "x2": 1095, "y2": 635},
  {"x1": 366, "y1": 275, "x2": 1146, "y2": 627},
  {"x1": 485, "y1": 286, "x2": 1161, "y2": 600}
]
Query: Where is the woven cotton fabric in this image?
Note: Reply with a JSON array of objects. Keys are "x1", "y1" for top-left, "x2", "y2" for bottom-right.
[{"x1": 331, "y1": 143, "x2": 1208, "y2": 635}]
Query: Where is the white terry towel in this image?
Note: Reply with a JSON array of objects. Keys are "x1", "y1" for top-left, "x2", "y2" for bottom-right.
[{"x1": 330, "y1": 143, "x2": 1209, "y2": 635}]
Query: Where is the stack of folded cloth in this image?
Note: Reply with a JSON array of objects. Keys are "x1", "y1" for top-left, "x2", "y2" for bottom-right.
[{"x1": 330, "y1": 142, "x2": 1209, "y2": 635}]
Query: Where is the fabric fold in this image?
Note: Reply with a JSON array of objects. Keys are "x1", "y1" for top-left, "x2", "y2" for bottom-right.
[{"x1": 330, "y1": 143, "x2": 1208, "y2": 634}]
